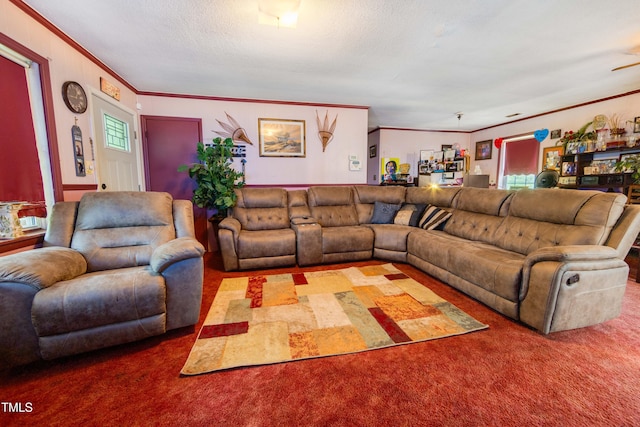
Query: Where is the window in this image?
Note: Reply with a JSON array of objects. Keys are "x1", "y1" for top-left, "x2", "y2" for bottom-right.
[
  {"x1": 0, "y1": 35, "x2": 62, "y2": 251},
  {"x1": 104, "y1": 114, "x2": 130, "y2": 152},
  {"x1": 499, "y1": 137, "x2": 539, "y2": 190}
]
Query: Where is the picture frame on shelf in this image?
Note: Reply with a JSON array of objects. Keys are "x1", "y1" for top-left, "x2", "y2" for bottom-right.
[
  {"x1": 258, "y1": 118, "x2": 306, "y2": 157},
  {"x1": 542, "y1": 146, "x2": 564, "y2": 171},
  {"x1": 441, "y1": 144, "x2": 453, "y2": 151},
  {"x1": 475, "y1": 140, "x2": 492, "y2": 160},
  {"x1": 634, "y1": 116, "x2": 640, "y2": 133}
]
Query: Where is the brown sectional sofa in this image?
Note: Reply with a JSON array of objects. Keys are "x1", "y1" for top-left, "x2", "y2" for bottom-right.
[{"x1": 219, "y1": 185, "x2": 640, "y2": 334}]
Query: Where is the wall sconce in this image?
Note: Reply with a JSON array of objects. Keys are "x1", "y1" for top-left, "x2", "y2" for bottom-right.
[{"x1": 258, "y1": 0, "x2": 301, "y2": 28}]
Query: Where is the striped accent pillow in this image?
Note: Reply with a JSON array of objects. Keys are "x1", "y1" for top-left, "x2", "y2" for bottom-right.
[{"x1": 418, "y1": 205, "x2": 452, "y2": 230}]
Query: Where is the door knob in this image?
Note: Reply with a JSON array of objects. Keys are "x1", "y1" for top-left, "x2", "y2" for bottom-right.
[{"x1": 101, "y1": 183, "x2": 107, "y2": 190}]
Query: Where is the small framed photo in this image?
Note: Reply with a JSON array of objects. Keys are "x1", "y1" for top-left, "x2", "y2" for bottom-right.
[
  {"x1": 369, "y1": 145, "x2": 377, "y2": 158},
  {"x1": 258, "y1": 118, "x2": 306, "y2": 157},
  {"x1": 475, "y1": 140, "x2": 492, "y2": 160},
  {"x1": 542, "y1": 146, "x2": 564, "y2": 171},
  {"x1": 441, "y1": 144, "x2": 453, "y2": 151},
  {"x1": 550, "y1": 129, "x2": 562, "y2": 139},
  {"x1": 634, "y1": 117, "x2": 640, "y2": 133}
]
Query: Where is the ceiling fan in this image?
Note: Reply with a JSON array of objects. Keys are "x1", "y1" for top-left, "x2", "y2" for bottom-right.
[{"x1": 612, "y1": 45, "x2": 640, "y2": 71}]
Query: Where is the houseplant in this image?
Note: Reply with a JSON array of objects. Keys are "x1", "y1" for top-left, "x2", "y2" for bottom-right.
[
  {"x1": 615, "y1": 154, "x2": 640, "y2": 183},
  {"x1": 178, "y1": 137, "x2": 245, "y2": 219},
  {"x1": 558, "y1": 121, "x2": 596, "y2": 154}
]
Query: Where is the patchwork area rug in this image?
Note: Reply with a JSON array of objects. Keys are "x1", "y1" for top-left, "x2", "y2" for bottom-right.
[{"x1": 181, "y1": 263, "x2": 488, "y2": 375}]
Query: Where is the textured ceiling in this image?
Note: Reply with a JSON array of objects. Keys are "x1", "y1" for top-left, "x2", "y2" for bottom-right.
[{"x1": 21, "y1": 0, "x2": 640, "y2": 131}]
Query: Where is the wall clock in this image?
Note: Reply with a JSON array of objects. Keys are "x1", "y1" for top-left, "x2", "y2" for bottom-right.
[{"x1": 62, "y1": 81, "x2": 87, "y2": 114}]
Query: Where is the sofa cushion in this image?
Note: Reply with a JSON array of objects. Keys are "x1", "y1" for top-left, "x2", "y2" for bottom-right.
[
  {"x1": 354, "y1": 185, "x2": 406, "y2": 224},
  {"x1": 237, "y1": 229, "x2": 296, "y2": 258},
  {"x1": 408, "y1": 230, "x2": 524, "y2": 302},
  {"x1": 308, "y1": 186, "x2": 359, "y2": 227},
  {"x1": 370, "y1": 201, "x2": 402, "y2": 224},
  {"x1": 493, "y1": 189, "x2": 627, "y2": 255},
  {"x1": 393, "y1": 203, "x2": 426, "y2": 227},
  {"x1": 32, "y1": 266, "x2": 166, "y2": 336},
  {"x1": 71, "y1": 192, "x2": 176, "y2": 272},
  {"x1": 321, "y1": 226, "x2": 374, "y2": 254},
  {"x1": 419, "y1": 205, "x2": 452, "y2": 230},
  {"x1": 233, "y1": 188, "x2": 291, "y2": 231}
]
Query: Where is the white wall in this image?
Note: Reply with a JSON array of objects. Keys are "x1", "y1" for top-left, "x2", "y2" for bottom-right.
[
  {"x1": 469, "y1": 92, "x2": 640, "y2": 185},
  {"x1": 137, "y1": 95, "x2": 369, "y2": 186},
  {"x1": 370, "y1": 128, "x2": 471, "y2": 184}
]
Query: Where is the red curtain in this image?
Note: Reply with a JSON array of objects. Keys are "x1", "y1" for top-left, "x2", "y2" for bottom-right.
[
  {"x1": 0, "y1": 55, "x2": 45, "y2": 204},
  {"x1": 503, "y1": 138, "x2": 539, "y2": 175}
]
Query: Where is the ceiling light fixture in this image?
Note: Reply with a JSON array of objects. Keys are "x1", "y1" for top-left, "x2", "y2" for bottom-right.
[{"x1": 258, "y1": 0, "x2": 301, "y2": 28}]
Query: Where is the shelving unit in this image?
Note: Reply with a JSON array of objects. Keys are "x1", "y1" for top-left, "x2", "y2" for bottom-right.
[
  {"x1": 417, "y1": 149, "x2": 466, "y2": 187},
  {"x1": 558, "y1": 143, "x2": 640, "y2": 192}
]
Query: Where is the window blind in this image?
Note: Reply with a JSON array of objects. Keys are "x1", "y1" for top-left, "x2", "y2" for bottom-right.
[
  {"x1": 0, "y1": 54, "x2": 45, "y2": 205},
  {"x1": 503, "y1": 138, "x2": 539, "y2": 176}
]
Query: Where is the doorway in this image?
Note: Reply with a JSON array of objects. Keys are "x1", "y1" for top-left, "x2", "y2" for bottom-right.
[
  {"x1": 91, "y1": 94, "x2": 142, "y2": 191},
  {"x1": 141, "y1": 116, "x2": 208, "y2": 248}
]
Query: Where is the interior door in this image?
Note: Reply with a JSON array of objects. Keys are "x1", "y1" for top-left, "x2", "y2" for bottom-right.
[
  {"x1": 141, "y1": 116, "x2": 207, "y2": 248},
  {"x1": 92, "y1": 94, "x2": 141, "y2": 191}
]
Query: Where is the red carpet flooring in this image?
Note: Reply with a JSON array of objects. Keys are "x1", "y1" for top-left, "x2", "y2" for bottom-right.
[{"x1": 2, "y1": 253, "x2": 640, "y2": 426}]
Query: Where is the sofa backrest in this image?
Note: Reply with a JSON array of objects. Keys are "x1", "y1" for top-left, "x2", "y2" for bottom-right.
[
  {"x1": 287, "y1": 189, "x2": 311, "y2": 219},
  {"x1": 492, "y1": 189, "x2": 627, "y2": 255},
  {"x1": 232, "y1": 187, "x2": 290, "y2": 231},
  {"x1": 353, "y1": 185, "x2": 406, "y2": 224},
  {"x1": 405, "y1": 186, "x2": 461, "y2": 207},
  {"x1": 443, "y1": 188, "x2": 514, "y2": 244},
  {"x1": 70, "y1": 191, "x2": 176, "y2": 272},
  {"x1": 307, "y1": 186, "x2": 359, "y2": 227}
]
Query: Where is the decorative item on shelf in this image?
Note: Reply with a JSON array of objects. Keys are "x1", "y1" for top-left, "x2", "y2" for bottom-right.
[
  {"x1": 558, "y1": 121, "x2": 595, "y2": 154},
  {"x1": 616, "y1": 154, "x2": 640, "y2": 183},
  {"x1": 178, "y1": 137, "x2": 245, "y2": 220},
  {"x1": 0, "y1": 203, "x2": 24, "y2": 239},
  {"x1": 315, "y1": 110, "x2": 337, "y2": 152},
  {"x1": 608, "y1": 114, "x2": 626, "y2": 138},
  {"x1": 213, "y1": 112, "x2": 253, "y2": 145}
]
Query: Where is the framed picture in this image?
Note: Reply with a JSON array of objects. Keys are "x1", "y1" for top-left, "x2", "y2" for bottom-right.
[
  {"x1": 258, "y1": 118, "x2": 306, "y2": 157},
  {"x1": 475, "y1": 140, "x2": 492, "y2": 160},
  {"x1": 369, "y1": 145, "x2": 377, "y2": 158},
  {"x1": 542, "y1": 146, "x2": 564, "y2": 171},
  {"x1": 441, "y1": 144, "x2": 453, "y2": 151},
  {"x1": 634, "y1": 117, "x2": 640, "y2": 133}
]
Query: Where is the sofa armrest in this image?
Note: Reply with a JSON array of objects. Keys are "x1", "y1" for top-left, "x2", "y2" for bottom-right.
[
  {"x1": 150, "y1": 237, "x2": 205, "y2": 274},
  {"x1": 219, "y1": 217, "x2": 241, "y2": 234},
  {"x1": 0, "y1": 247, "x2": 87, "y2": 291},
  {"x1": 520, "y1": 245, "x2": 629, "y2": 334},
  {"x1": 291, "y1": 219, "x2": 323, "y2": 266},
  {"x1": 520, "y1": 245, "x2": 619, "y2": 301}
]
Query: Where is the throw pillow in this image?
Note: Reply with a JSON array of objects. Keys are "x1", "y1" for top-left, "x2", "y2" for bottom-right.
[
  {"x1": 393, "y1": 203, "x2": 426, "y2": 227},
  {"x1": 419, "y1": 205, "x2": 452, "y2": 230},
  {"x1": 370, "y1": 201, "x2": 402, "y2": 224}
]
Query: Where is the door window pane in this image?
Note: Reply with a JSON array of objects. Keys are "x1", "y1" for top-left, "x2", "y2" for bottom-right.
[{"x1": 104, "y1": 114, "x2": 129, "y2": 152}]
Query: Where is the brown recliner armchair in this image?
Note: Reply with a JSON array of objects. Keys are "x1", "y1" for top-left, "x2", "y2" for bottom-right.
[
  {"x1": 218, "y1": 187, "x2": 297, "y2": 271},
  {"x1": 0, "y1": 191, "x2": 205, "y2": 368}
]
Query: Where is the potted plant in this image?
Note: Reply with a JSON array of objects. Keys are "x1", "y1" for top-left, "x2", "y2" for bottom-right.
[
  {"x1": 178, "y1": 137, "x2": 245, "y2": 220},
  {"x1": 615, "y1": 154, "x2": 640, "y2": 183}
]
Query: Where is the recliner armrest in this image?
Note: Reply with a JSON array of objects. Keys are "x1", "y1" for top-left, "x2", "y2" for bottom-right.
[
  {"x1": 0, "y1": 247, "x2": 87, "y2": 291},
  {"x1": 150, "y1": 237, "x2": 205, "y2": 273},
  {"x1": 291, "y1": 216, "x2": 317, "y2": 226}
]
